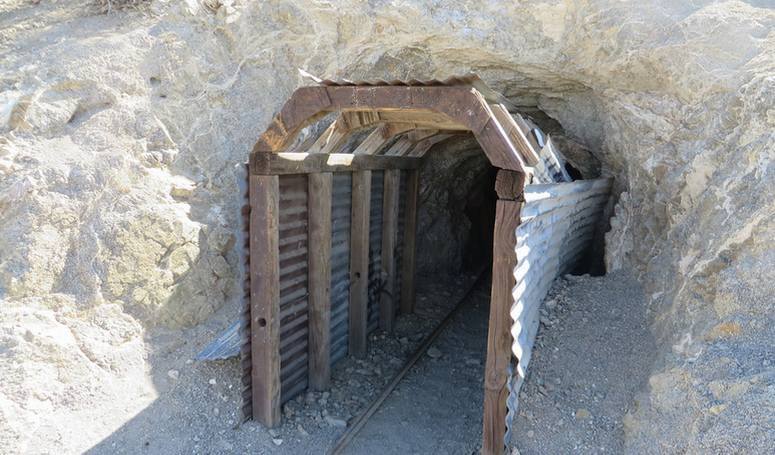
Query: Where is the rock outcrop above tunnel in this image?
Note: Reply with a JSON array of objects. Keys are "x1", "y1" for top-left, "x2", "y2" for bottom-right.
[{"x1": 0, "y1": 0, "x2": 772, "y2": 452}]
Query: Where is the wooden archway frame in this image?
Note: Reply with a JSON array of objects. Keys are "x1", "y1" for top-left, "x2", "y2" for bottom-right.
[{"x1": 249, "y1": 83, "x2": 529, "y2": 455}]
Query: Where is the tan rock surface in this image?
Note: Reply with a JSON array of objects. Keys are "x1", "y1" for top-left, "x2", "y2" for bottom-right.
[{"x1": 0, "y1": 0, "x2": 772, "y2": 453}]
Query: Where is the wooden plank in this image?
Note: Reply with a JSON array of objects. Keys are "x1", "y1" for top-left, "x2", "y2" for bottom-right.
[
  {"x1": 399, "y1": 169, "x2": 420, "y2": 314},
  {"x1": 379, "y1": 169, "x2": 401, "y2": 332},
  {"x1": 490, "y1": 104, "x2": 540, "y2": 166},
  {"x1": 249, "y1": 174, "x2": 282, "y2": 428},
  {"x1": 307, "y1": 172, "x2": 333, "y2": 390},
  {"x1": 306, "y1": 116, "x2": 350, "y2": 154},
  {"x1": 482, "y1": 198, "x2": 521, "y2": 455},
  {"x1": 349, "y1": 170, "x2": 371, "y2": 357},
  {"x1": 251, "y1": 152, "x2": 423, "y2": 175},
  {"x1": 406, "y1": 133, "x2": 455, "y2": 157},
  {"x1": 353, "y1": 123, "x2": 415, "y2": 155}
]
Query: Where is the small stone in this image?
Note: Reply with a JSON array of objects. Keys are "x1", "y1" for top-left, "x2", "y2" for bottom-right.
[
  {"x1": 540, "y1": 317, "x2": 552, "y2": 326},
  {"x1": 272, "y1": 438, "x2": 283, "y2": 446},
  {"x1": 208, "y1": 378, "x2": 217, "y2": 385},
  {"x1": 575, "y1": 408, "x2": 591, "y2": 419},
  {"x1": 23, "y1": 330, "x2": 34, "y2": 342},
  {"x1": 213, "y1": 407, "x2": 220, "y2": 416},
  {"x1": 427, "y1": 347, "x2": 442, "y2": 359},
  {"x1": 297, "y1": 424, "x2": 309, "y2": 436},
  {"x1": 527, "y1": 430, "x2": 534, "y2": 438},
  {"x1": 325, "y1": 415, "x2": 348, "y2": 428},
  {"x1": 268, "y1": 429, "x2": 279, "y2": 437},
  {"x1": 167, "y1": 369, "x2": 179, "y2": 380},
  {"x1": 709, "y1": 404, "x2": 726, "y2": 416},
  {"x1": 465, "y1": 358, "x2": 480, "y2": 366}
]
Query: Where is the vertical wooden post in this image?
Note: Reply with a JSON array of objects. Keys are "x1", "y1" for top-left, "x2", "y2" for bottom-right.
[
  {"x1": 380, "y1": 169, "x2": 400, "y2": 332},
  {"x1": 308, "y1": 172, "x2": 333, "y2": 390},
  {"x1": 249, "y1": 174, "x2": 281, "y2": 428},
  {"x1": 349, "y1": 170, "x2": 371, "y2": 357},
  {"x1": 400, "y1": 168, "x2": 420, "y2": 314},
  {"x1": 482, "y1": 170, "x2": 524, "y2": 455}
]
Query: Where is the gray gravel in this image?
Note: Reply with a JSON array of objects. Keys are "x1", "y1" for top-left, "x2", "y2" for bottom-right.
[{"x1": 510, "y1": 270, "x2": 655, "y2": 454}]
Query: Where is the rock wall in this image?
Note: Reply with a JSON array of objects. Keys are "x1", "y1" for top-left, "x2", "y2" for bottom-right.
[{"x1": 0, "y1": 0, "x2": 772, "y2": 452}]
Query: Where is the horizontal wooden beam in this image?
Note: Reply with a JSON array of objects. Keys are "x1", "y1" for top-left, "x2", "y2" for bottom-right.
[{"x1": 250, "y1": 152, "x2": 423, "y2": 175}]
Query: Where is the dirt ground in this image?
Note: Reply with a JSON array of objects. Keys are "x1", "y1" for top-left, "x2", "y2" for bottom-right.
[
  {"x1": 510, "y1": 270, "x2": 655, "y2": 454},
  {"x1": 82, "y1": 269, "x2": 653, "y2": 454}
]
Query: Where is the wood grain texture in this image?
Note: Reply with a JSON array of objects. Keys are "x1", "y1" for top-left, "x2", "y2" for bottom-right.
[
  {"x1": 399, "y1": 169, "x2": 420, "y2": 314},
  {"x1": 482, "y1": 199, "x2": 521, "y2": 455},
  {"x1": 251, "y1": 152, "x2": 423, "y2": 175},
  {"x1": 349, "y1": 170, "x2": 372, "y2": 357},
  {"x1": 249, "y1": 175, "x2": 282, "y2": 428},
  {"x1": 307, "y1": 173, "x2": 332, "y2": 390},
  {"x1": 489, "y1": 104, "x2": 540, "y2": 166},
  {"x1": 379, "y1": 169, "x2": 401, "y2": 332}
]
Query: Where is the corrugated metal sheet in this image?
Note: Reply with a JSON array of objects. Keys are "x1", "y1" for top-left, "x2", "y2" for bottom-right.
[
  {"x1": 504, "y1": 178, "x2": 612, "y2": 443},
  {"x1": 367, "y1": 170, "x2": 384, "y2": 333},
  {"x1": 330, "y1": 172, "x2": 352, "y2": 364},
  {"x1": 394, "y1": 170, "x2": 408, "y2": 312},
  {"x1": 278, "y1": 174, "x2": 310, "y2": 403}
]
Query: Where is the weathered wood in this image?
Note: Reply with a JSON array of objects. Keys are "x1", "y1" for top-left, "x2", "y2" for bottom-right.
[
  {"x1": 353, "y1": 123, "x2": 415, "y2": 155},
  {"x1": 474, "y1": 116, "x2": 527, "y2": 171},
  {"x1": 494, "y1": 169, "x2": 525, "y2": 201},
  {"x1": 400, "y1": 169, "x2": 420, "y2": 314},
  {"x1": 349, "y1": 170, "x2": 371, "y2": 357},
  {"x1": 379, "y1": 169, "x2": 401, "y2": 332},
  {"x1": 249, "y1": 174, "x2": 282, "y2": 428},
  {"x1": 252, "y1": 84, "x2": 526, "y2": 171},
  {"x1": 482, "y1": 199, "x2": 521, "y2": 455},
  {"x1": 305, "y1": 117, "x2": 350, "y2": 155},
  {"x1": 384, "y1": 136, "x2": 414, "y2": 156},
  {"x1": 490, "y1": 104, "x2": 540, "y2": 166},
  {"x1": 251, "y1": 152, "x2": 423, "y2": 175},
  {"x1": 307, "y1": 172, "x2": 333, "y2": 390},
  {"x1": 406, "y1": 133, "x2": 456, "y2": 157}
]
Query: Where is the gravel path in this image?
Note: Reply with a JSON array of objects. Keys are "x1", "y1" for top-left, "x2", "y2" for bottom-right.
[
  {"x1": 342, "y1": 282, "x2": 491, "y2": 455},
  {"x1": 510, "y1": 270, "x2": 655, "y2": 454}
]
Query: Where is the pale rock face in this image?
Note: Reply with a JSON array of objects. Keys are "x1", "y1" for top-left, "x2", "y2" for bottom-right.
[{"x1": 0, "y1": 0, "x2": 773, "y2": 452}]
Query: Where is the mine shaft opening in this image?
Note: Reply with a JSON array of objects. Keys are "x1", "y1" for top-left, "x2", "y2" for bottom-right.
[{"x1": 236, "y1": 79, "x2": 617, "y2": 455}]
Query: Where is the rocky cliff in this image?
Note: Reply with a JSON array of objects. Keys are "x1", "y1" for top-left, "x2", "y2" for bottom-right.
[{"x1": 0, "y1": 1, "x2": 772, "y2": 453}]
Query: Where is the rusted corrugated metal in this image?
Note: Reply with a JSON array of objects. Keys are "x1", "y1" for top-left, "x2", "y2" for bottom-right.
[
  {"x1": 504, "y1": 178, "x2": 612, "y2": 442},
  {"x1": 239, "y1": 165, "x2": 253, "y2": 421},
  {"x1": 394, "y1": 170, "x2": 408, "y2": 312},
  {"x1": 278, "y1": 174, "x2": 310, "y2": 403},
  {"x1": 367, "y1": 171, "x2": 384, "y2": 333},
  {"x1": 330, "y1": 172, "x2": 352, "y2": 364}
]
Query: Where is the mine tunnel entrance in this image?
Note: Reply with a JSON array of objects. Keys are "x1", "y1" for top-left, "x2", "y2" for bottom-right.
[{"x1": 199, "y1": 75, "x2": 612, "y2": 455}]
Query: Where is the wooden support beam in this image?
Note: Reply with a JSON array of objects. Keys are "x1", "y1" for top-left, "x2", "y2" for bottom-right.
[
  {"x1": 379, "y1": 169, "x2": 401, "y2": 332},
  {"x1": 349, "y1": 170, "x2": 371, "y2": 357},
  {"x1": 489, "y1": 104, "x2": 540, "y2": 166},
  {"x1": 249, "y1": 174, "x2": 282, "y2": 428},
  {"x1": 251, "y1": 152, "x2": 423, "y2": 175},
  {"x1": 353, "y1": 123, "x2": 415, "y2": 155},
  {"x1": 406, "y1": 133, "x2": 455, "y2": 157},
  {"x1": 307, "y1": 172, "x2": 333, "y2": 390},
  {"x1": 482, "y1": 195, "x2": 521, "y2": 455},
  {"x1": 399, "y1": 169, "x2": 420, "y2": 314},
  {"x1": 305, "y1": 116, "x2": 350, "y2": 154}
]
